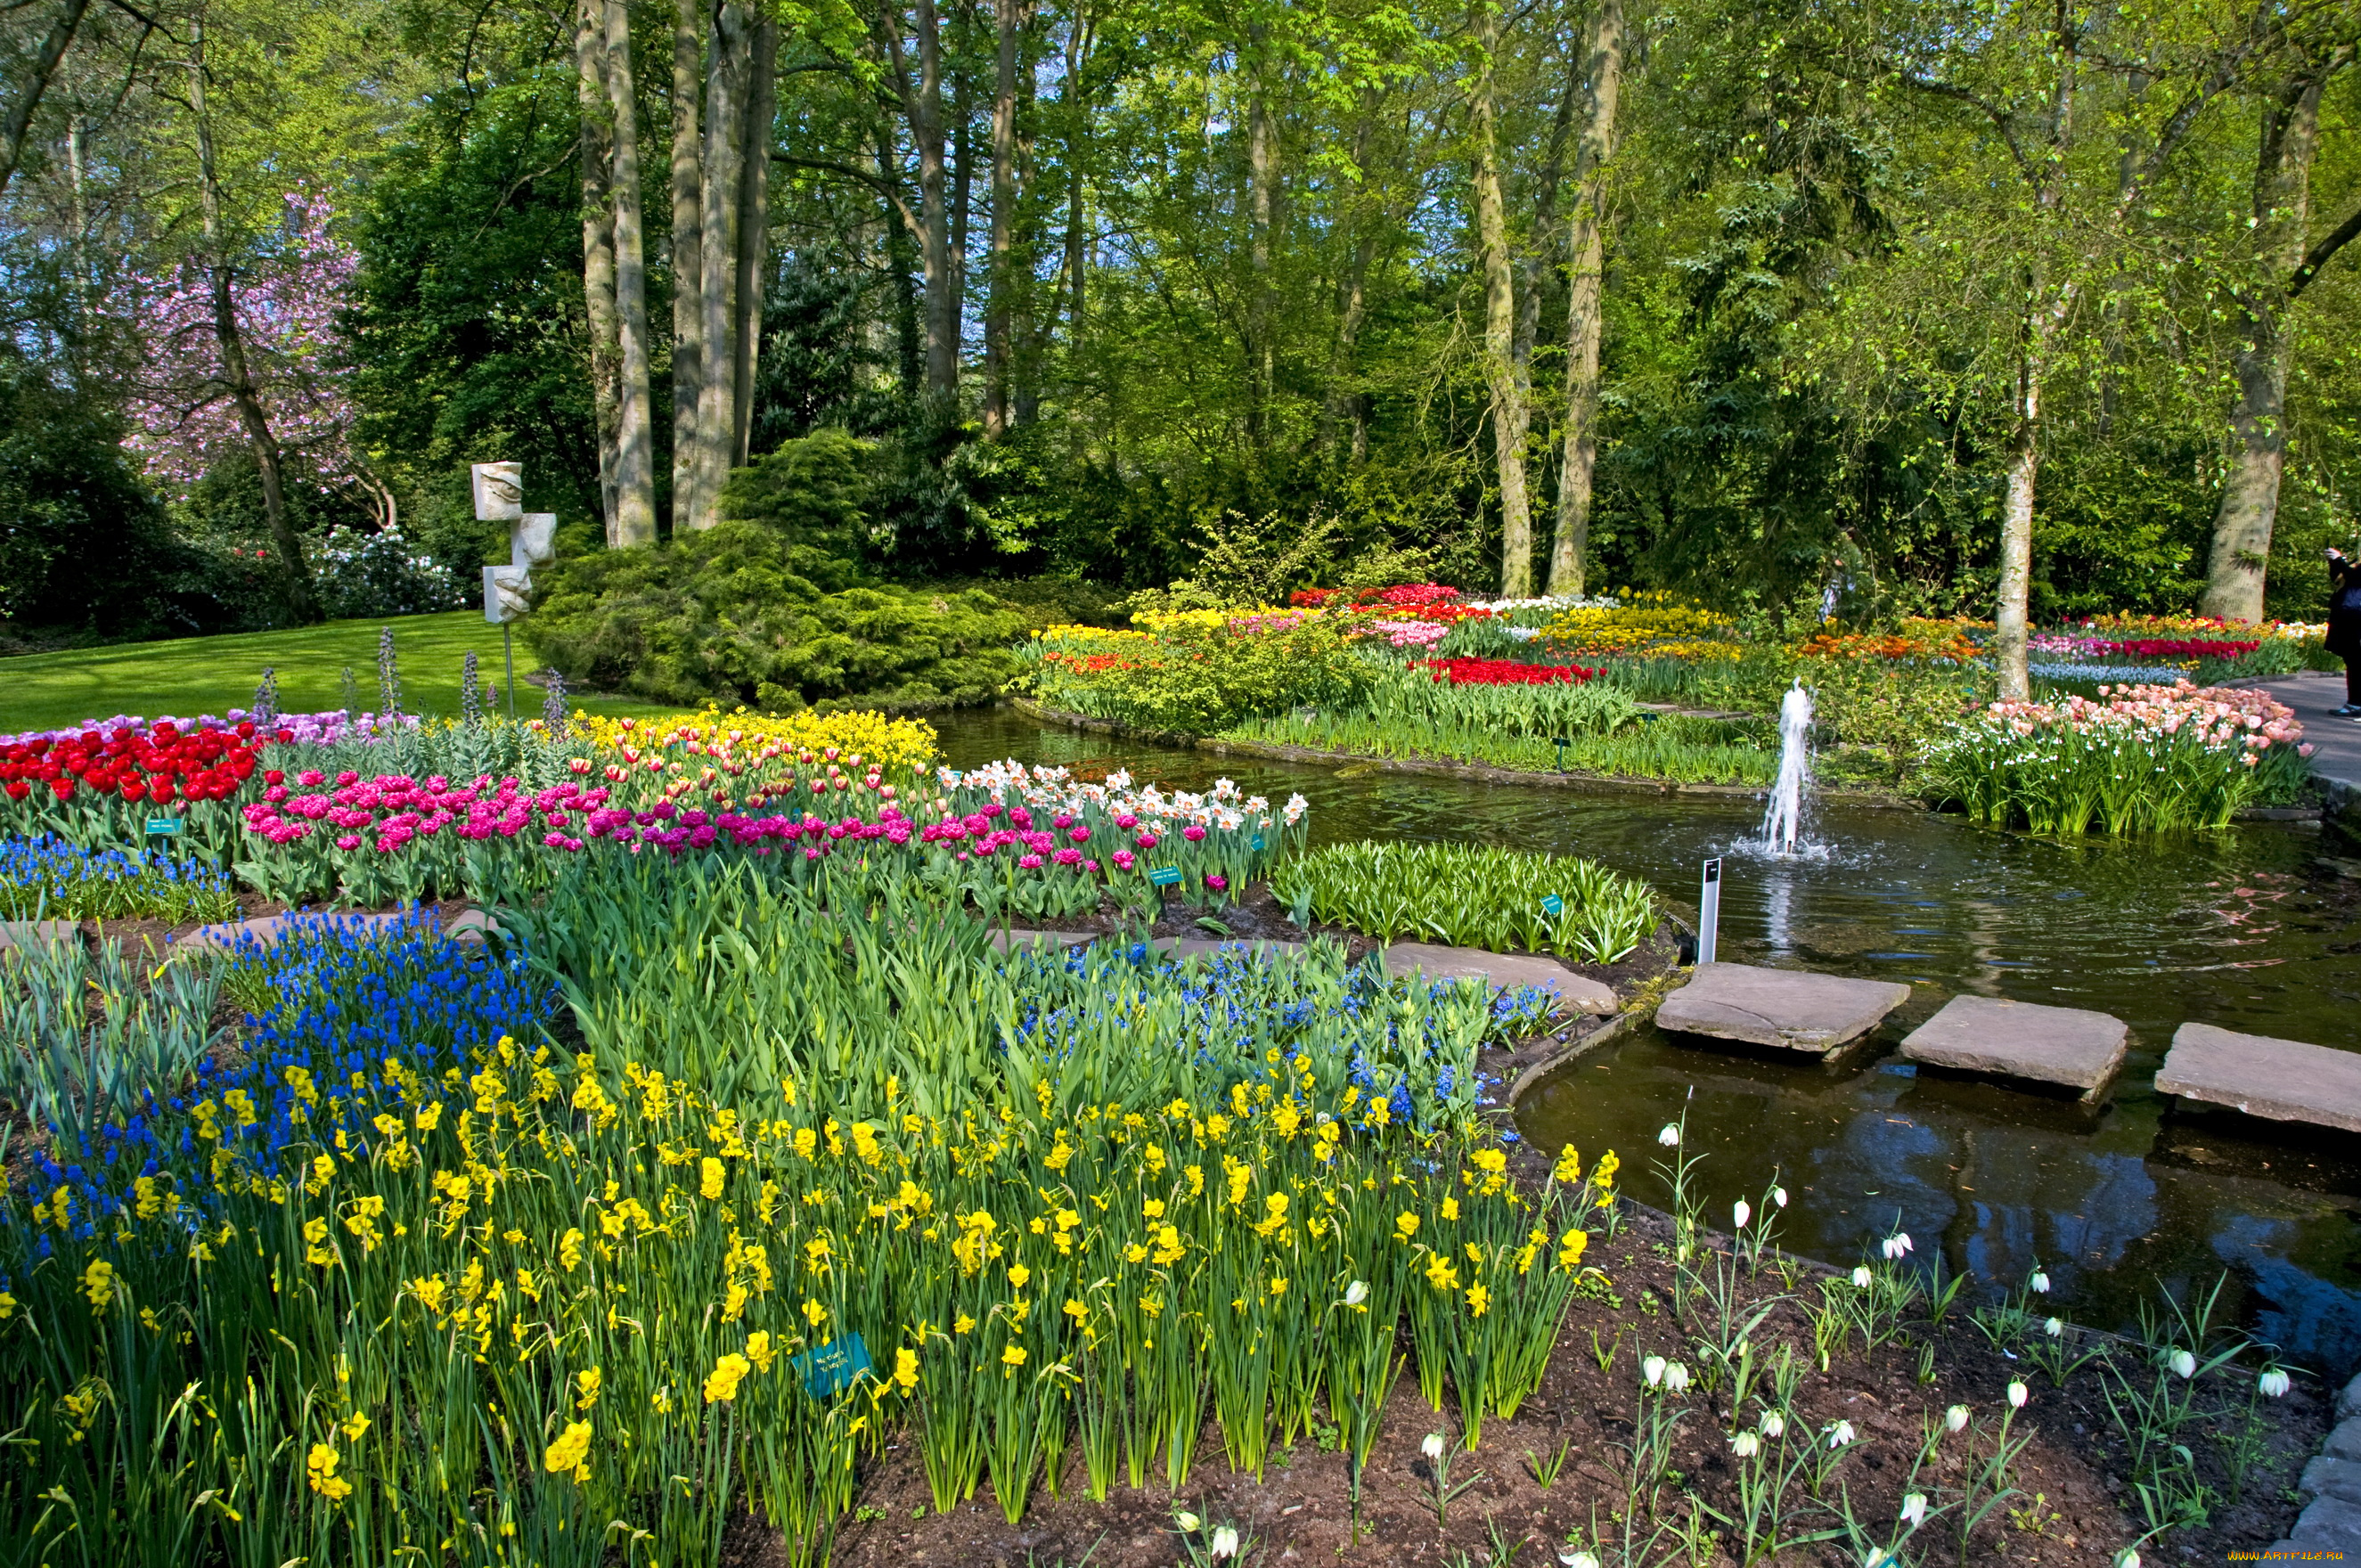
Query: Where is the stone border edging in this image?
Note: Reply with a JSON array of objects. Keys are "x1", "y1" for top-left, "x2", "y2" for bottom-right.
[{"x1": 2277, "y1": 1371, "x2": 2361, "y2": 1555}]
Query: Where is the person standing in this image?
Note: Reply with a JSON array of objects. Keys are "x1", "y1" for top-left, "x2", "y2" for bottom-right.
[{"x1": 2330, "y1": 546, "x2": 2361, "y2": 718}]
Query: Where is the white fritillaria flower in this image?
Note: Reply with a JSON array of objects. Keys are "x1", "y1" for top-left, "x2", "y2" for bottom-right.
[
  {"x1": 2044, "y1": 1317, "x2": 2063, "y2": 1337},
  {"x1": 1828, "y1": 1421, "x2": 1856, "y2": 1448},
  {"x1": 1643, "y1": 1355, "x2": 1667, "y2": 1388},
  {"x1": 1771, "y1": 1186, "x2": 1789, "y2": 1208},
  {"x1": 1899, "y1": 1492, "x2": 1928, "y2": 1526},
  {"x1": 1658, "y1": 1123, "x2": 1682, "y2": 1147},
  {"x1": 1561, "y1": 1553, "x2": 1602, "y2": 1568},
  {"x1": 1852, "y1": 1265, "x2": 1875, "y2": 1288},
  {"x1": 2007, "y1": 1381, "x2": 2029, "y2": 1409},
  {"x1": 1421, "y1": 1433, "x2": 1446, "y2": 1462},
  {"x1": 1664, "y1": 1363, "x2": 1692, "y2": 1395},
  {"x1": 2030, "y1": 1270, "x2": 2051, "y2": 1294},
  {"x1": 1944, "y1": 1404, "x2": 1970, "y2": 1433},
  {"x1": 2113, "y1": 1550, "x2": 2140, "y2": 1568},
  {"x1": 1881, "y1": 1232, "x2": 1914, "y2": 1262},
  {"x1": 2169, "y1": 1349, "x2": 2197, "y2": 1379},
  {"x1": 1344, "y1": 1280, "x2": 1368, "y2": 1307},
  {"x1": 1211, "y1": 1526, "x2": 1240, "y2": 1559},
  {"x1": 1175, "y1": 1511, "x2": 1203, "y2": 1533},
  {"x1": 1734, "y1": 1199, "x2": 1752, "y2": 1230},
  {"x1": 1730, "y1": 1430, "x2": 1761, "y2": 1458},
  {"x1": 1761, "y1": 1411, "x2": 1786, "y2": 1439},
  {"x1": 2260, "y1": 1368, "x2": 2292, "y2": 1399}
]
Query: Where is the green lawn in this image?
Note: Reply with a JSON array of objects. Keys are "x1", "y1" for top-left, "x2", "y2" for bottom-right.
[{"x1": 0, "y1": 613, "x2": 693, "y2": 733}]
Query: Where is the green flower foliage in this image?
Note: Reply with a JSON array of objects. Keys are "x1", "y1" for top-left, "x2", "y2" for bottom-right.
[
  {"x1": 524, "y1": 521, "x2": 1025, "y2": 713},
  {"x1": 1272, "y1": 841, "x2": 1660, "y2": 965}
]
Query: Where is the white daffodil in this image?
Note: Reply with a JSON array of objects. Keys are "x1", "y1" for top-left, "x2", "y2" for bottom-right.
[{"x1": 1344, "y1": 1280, "x2": 1368, "y2": 1307}]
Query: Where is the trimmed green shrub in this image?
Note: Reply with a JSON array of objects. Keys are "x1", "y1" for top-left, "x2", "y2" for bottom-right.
[{"x1": 524, "y1": 521, "x2": 1025, "y2": 711}]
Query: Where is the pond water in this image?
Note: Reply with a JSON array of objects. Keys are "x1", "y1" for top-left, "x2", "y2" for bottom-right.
[{"x1": 935, "y1": 707, "x2": 2361, "y2": 1376}]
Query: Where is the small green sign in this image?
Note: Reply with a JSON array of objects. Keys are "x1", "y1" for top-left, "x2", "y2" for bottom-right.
[
  {"x1": 145, "y1": 817, "x2": 182, "y2": 835},
  {"x1": 1540, "y1": 894, "x2": 1564, "y2": 918},
  {"x1": 791, "y1": 1332, "x2": 872, "y2": 1399},
  {"x1": 1148, "y1": 866, "x2": 1183, "y2": 887}
]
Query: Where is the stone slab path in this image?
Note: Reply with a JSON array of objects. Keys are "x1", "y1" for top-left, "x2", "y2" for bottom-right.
[
  {"x1": 0, "y1": 919, "x2": 78, "y2": 954},
  {"x1": 2154, "y1": 1020, "x2": 2361, "y2": 1132},
  {"x1": 1655, "y1": 963, "x2": 1910, "y2": 1055},
  {"x1": 2283, "y1": 1368, "x2": 2361, "y2": 1556},
  {"x1": 171, "y1": 911, "x2": 416, "y2": 953},
  {"x1": 1380, "y1": 943, "x2": 1617, "y2": 1015},
  {"x1": 2245, "y1": 670, "x2": 2361, "y2": 790},
  {"x1": 1899, "y1": 995, "x2": 2129, "y2": 1100}
]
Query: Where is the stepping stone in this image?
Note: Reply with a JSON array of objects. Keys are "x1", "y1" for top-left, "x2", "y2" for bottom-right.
[
  {"x1": 1381, "y1": 943, "x2": 1617, "y2": 1015},
  {"x1": 447, "y1": 908, "x2": 505, "y2": 944},
  {"x1": 2155, "y1": 1021, "x2": 2361, "y2": 1133},
  {"x1": 172, "y1": 911, "x2": 413, "y2": 953},
  {"x1": 1655, "y1": 963, "x2": 1910, "y2": 1056},
  {"x1": 985, "y1": 928, "x2": 1096, "y2": 953},
  {"x1": 0, "y1": 919, "x2": 78, "y2": 955},
  {"x1": 1148, "y1": 937, "x2": 1310, "y2": 964},
  {"x1": 1899, "y1": 995, "x2": 2129, "y2": 1101}
]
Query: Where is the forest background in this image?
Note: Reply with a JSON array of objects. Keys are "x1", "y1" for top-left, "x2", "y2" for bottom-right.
[{"x1": 1, "y1": 0, "x2": 2357, "y2": 655}]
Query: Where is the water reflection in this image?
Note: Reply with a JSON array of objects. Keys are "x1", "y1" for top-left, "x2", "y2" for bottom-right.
[{"x1": 934, "y1": 708, "x2": 2361, "y2": 1373}]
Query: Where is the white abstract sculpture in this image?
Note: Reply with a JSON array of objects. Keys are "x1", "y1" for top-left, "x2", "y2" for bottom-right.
[{"x1": 475, "y1": 466, "x2": 556, "y2": 625}]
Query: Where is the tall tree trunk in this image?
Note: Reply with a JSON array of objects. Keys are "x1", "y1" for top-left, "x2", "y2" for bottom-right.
[
  {"x1": 1321, "y1": 100, "x2": 1380, "y2": 465},
  {"x1": 605, "y1": 0, "x2": 658, "y2": 545},
  {"x1": 1549, "y1": 0, "x2": 1622, "y2": 596},
  {"x1": 576, "y1": 0, "x2": 624, "y2": 540},
  {"x1": 2199, "y1": 57, "x2": 2344, "y2": 623},
  {"x1": 880, "y1": 126, "x2": 925, "y2": 396},
  {"x1": 668, "y1": 0, "x2": 706, "y2": 528},
  {"x1": 1470, "y1": 3, "x2": 1532, "y2": 598},
  {"x1": 984, "y1": 0, "x2": 1025, "y2": 436},
  {"x1": 688, "y1": 3, "x2": 748, "y2": 527},
  {"x1": 1061, "y1": 12, "x2": 1090, "y2": 351},
  {"x1": 0, "y1": 0, "x2": 89, "y2": 203},
  {"x1": 189, "y1": 24, "x2": 319, "y2": 622},
  {"x1": 951, "y1": 49, "x2": 974, "y2": 357},
  {"x1": 903, "y1": 0, "x2": 957, "y2": 404},
  {"x1": 1244, "y1": 20, "x2": 1276, "y2": 450},
  {"x1": 731, "y1": 14, "x2": 776, "y2": 465}
]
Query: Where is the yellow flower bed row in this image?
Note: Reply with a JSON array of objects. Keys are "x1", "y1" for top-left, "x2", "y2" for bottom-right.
[{"x1": 575, "y1": 703, "x2": 940, "y2": 775}]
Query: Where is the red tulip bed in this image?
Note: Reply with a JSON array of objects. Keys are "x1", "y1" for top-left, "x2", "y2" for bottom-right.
[{"x1": 1417, "y1": 657, "x2": 1596, "y2": 686}]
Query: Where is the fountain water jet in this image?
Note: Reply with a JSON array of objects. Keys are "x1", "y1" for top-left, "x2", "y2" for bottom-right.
[{"x1": 1761, "y1": 680, "x2": 1815, "y2": 855}]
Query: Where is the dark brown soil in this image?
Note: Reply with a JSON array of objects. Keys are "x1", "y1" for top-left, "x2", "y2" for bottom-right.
[{"x1": 716, "y1": 1204, "x2": 2319, "y2": 1567}]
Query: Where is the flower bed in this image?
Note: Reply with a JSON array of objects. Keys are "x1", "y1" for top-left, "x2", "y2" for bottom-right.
[
  {"x1": 1272, "y1": 840, "x2": 1657, "y2": 963},
  {"x1": 1417, "y1": 657, "x2": 1595, "y2": 686},
  {"x1": 0, "y1": 834, "x2": 240, "y2": 922},
  {"x1": 1923, "y1": 682, "x2": 2311, "y2": 833}
]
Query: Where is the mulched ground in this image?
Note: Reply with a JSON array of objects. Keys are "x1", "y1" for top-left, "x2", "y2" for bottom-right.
[{"x1": 712, "y1": 1199, "x2": 2320, "y2": 1567}]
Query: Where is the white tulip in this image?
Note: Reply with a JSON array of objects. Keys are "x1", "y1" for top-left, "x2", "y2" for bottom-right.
[
  {"x1": 1175, "y1": 1511, "x2": 1203, "y2": 1533},
  {"x1": 1421, "y1": 1432, "x2": 1446, "y2": 1461},
  {"x1": 1944, "y1": 1404, "x2": 1969, "y2": 1433},
  {"x1": 1730, "y1": 1430, "x2": 1761, "y2": 1457},
  {"x1": 2169, "y1": 1349, "x2": 2197, "y2": 1379},
  {"x1": 1761, "y1": 1410, "x2": 1785, "y2": 1438},
  {"x1": 1828, "y1": 1420, "x2": 1855, "y2": 1448},
  {"x1": 1771, "y1": 1186, "x2": 1789, "y2": 1208},
  {"x1": 1211, "y1": 1525, "x2": 1240, "y2": 1559},
  {"x1": 2044, "y1": 1317, "x2": 2063, "y2": 1337},
  {"x1": 1899, "y1": 1492, "x2": 1928, "y2": 1526},
  {"x1": 1642, "y1": 1355, "x2": 1667, "y2": 1388},
  {"x1": 1658, "y1": 1123, "x2": 1682, "y2": 1147},
  {"x1": 1344, "y1": 1279, "x2": 1368, "y2": 1307},
  {"x1": 2260, "y1": 1368, "x2": 2292, "y2": 1399},
  {"x1": 1663, "y1": 1362, "x2": 1691, "y2": 1395},
  {"x1": 1734, "y1": 1199, "x2": 1752, "y2": 1230},
  {"x1": 1852, "y1": 1265, "x2": 1875, "y2": 1288},
  {"x1": 2030, "y1": 1270, "x2": 2051, "y2": 1294},
  {"x1": 2006, "y1": 1381, "x2": 2029, "y2": 1409}
]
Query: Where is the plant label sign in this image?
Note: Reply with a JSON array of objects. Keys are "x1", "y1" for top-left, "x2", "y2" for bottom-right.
[
  {"x1": 792, "y1": 1332, "x2": 872, "y2": 1400},
  {"x1": 145, "y1": 818, "x2": 182, "y2": 836},
  {"x1": 1540, "y1": 894, "x2": 1564, "y2": 918},
  {"x1": 1148, "y1": 866, "x2": 1184, "y2": 888},
  {"x1": 1251, "y1": 834, "x2": 1264, "y2": 851}
]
